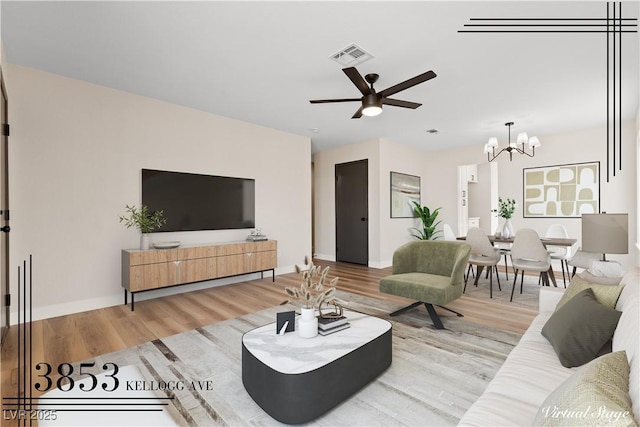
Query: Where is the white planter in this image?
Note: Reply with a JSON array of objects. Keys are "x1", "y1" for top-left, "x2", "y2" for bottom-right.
[
  {"x1": 140, "y1": 233, "x2": 150, "y2": 250},
  {"x1": 297, "y1": 307, "x2": 318, "y2": 338}
]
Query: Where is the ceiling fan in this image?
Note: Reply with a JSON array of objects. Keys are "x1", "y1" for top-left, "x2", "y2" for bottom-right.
[{"x1": 309, "y1": 67, "x2": 437, "y2": 119}]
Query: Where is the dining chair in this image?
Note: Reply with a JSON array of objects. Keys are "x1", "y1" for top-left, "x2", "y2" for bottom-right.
[
  {"x1": 544, "y1": 224, "x2": 573, "y2": 286},
  {"x1": 510, "y1": 228, "x2": 551, "y2": 302},
  {"x1": 464, "y1": 227, "x2": 502, "y2": 298},
  {"x1": 442, "y1": 223, "x2": 457, "y2": 241},
  {"x1": 567, "y1": 248, "x2": 601, "y2": 277}
]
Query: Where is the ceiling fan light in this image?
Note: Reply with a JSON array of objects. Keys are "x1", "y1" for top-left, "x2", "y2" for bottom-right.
[
  {"x1": 487, "y1": 137, "x2": 499, "y2": 148},
  {"x1": 362, "y1": 94, "x2": 382, "y2": 117},
  {"x1": 362, "y1": 106, "x2": 382, "y2": 116}
]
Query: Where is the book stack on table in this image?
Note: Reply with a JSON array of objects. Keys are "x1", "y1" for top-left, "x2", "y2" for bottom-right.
[{"x1": 318, "y1": 315, "x2": 350, "y2": 336}]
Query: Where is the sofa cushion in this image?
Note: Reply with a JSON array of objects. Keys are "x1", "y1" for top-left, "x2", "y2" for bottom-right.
[
  {"x1": 555, "y1": 275, "x2": 623, "y2": 310},
  {"x1": 578, "y1": 270, "x2": 622, "y2": 286},
  {"x1": 613, "y1": 269, "x2": 640, "y2": 421},
  {"x1": 542, "y1": 288, "x2": 621, "y2": 368},
  {"x1": 379, "y1": 272, "x2": 462, "y2": 305},
  {"x1": 458, "y1": 313, "x2": 576, "y2": 426},
  {"x1": 533, "y1": 351, "x2": 636, "y2": 426}
]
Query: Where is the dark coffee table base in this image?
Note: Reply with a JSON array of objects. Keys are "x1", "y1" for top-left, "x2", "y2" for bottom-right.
[{"x1": 242, "y1": 329, "x2": 392, "y2": 424}]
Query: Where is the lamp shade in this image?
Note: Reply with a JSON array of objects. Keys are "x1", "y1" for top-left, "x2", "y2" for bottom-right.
[
  {"x1": 581, "y1": 213, "x2": 628, "y2": 255},
  {"x1": 483, "y1": 143, "x2": 492, "y2": 154},
  {"x1": 528, "y1": 136, "x2": 541, "y2": 148},
  {"x1": 517, "y1": 132, "x2": 529, "y2": 145},
  {"x1": 487, "y1": 137, "x2": 499, "y2": 148}
]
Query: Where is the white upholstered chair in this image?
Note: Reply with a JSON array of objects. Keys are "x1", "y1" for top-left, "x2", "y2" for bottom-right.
[
  {"x1": 567, "y1": 248, "x2": 601, "y2": 277},
  {"x1": 510, "y1": 228, "x2": 551, "y2": 302},
  {"x1": 443, "y1": 223, "x2": 457, "y2": 241},
  {"x1": 464, "y1": 227, "x2": 502, "y2": 298},
  {"x1": 544, "y1": 224, "x2": 573, "y2": 286}
]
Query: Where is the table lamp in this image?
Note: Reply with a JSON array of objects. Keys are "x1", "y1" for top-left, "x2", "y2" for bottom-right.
[{"x1": 581, "y1": 213, "x2": 628, "y2": 262}]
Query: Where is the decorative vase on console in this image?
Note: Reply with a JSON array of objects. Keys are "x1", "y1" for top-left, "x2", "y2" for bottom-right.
[
  {"x1": 140, "y1": 234, "x2": 150, "y2": 251},
  {"x1": 284, "y1": 256, "x2": 339, "y2": 339},
  {"x1": 492, "y1": 197, "x2": 517, "y2": 239},
  {"x1": 119, "y1": 204, "x2": 166, "y2": 250}
]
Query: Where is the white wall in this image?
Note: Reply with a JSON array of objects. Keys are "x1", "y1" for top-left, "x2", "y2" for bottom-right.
[
  {"x1": 378, "y1": 138, "x2": 427, "y2": 266},
  {"x1": 5, "y1": 64, "x2": 312, "y2": 323},
  {"x1": 312, "y1": 139, "x2": 380, "y2": 264},
  {"x1": 313, "y1": 120, "x2": 637, "y2": 272},
  {"x1": 313, "y1": 138, "x2": 426, "y2": 268},
  {"x1": 425, "y1": 121, "x2": 638, "y2": 270}
]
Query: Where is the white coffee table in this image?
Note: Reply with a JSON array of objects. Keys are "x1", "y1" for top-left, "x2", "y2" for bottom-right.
[{"x1": 241, "y1": 310, "x2": 392, "y2": 424}]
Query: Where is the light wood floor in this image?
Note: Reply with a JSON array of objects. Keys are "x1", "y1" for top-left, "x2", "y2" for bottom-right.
[{"x1": 0, "y1": 260, "x2": 536, "y2": 424}]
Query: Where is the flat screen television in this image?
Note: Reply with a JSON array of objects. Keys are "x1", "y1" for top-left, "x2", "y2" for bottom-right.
[{"x1": 142, "y1": 169, "x2": 255, "y2": 232}]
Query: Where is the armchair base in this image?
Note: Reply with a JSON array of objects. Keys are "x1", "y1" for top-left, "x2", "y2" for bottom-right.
[{"x1": 389, "y1": 301, "x2": 464, "y2": 330}]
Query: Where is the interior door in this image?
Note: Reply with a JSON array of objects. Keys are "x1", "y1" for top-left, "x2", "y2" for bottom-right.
[
  {"x1": 335, "y1": 160, "x2": 368, "y2": 265},
  {"x1": 0, "y1": 70, "x2": 9, "y2": 345}
]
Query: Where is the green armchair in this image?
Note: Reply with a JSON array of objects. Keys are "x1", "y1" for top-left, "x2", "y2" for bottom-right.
[{"x1": 379, "y1": 240, "x2": 471, "y2": 329}]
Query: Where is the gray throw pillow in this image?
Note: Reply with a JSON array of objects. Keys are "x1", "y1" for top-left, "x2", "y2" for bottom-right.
[{"x1": 542, "y1": 288, "x2": 621, "y2": 368}]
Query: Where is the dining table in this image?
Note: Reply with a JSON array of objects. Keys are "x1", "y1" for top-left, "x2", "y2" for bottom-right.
[{"x1": 457, "y1": 235, "x2": 577, "y2": 287}]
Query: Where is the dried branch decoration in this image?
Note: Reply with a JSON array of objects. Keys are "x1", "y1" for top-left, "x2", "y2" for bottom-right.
[{"x1": 285, "y1": 256, "x2": 339, "y2": 309}]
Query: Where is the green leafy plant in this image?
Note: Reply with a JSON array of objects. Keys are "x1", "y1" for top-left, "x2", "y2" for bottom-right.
[
  {"x1": 492, "y1": 197, "x2": 517, "y2": 219},
  {"x1": 119, "y1": 204, "x2": 166, "y2": 234},
  {"x1": 285, "y1": 256, "x2": 338, "y2": 309},
  {"x1": 410, "y1": 201, "x2": 442, "y2": 240}
]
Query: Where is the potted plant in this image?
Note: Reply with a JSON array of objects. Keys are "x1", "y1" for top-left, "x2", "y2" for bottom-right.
[
  {"x1": 285, "y1": 256, "x2": 338, "y2": 338},
  {"x1": 410, "y1": 201, "x2": 442, "y2": 240},
  {"x1": 119, "y1": 204, "x2": 166, "y2": 250},
  {"x1": 492, "y1": 197, "x2": 517, "y2": 238}
]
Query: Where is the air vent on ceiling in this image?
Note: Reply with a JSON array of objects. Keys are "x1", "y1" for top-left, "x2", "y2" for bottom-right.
[{"x1": 330, "y1": 44, "x2": 374, "y2": 67}]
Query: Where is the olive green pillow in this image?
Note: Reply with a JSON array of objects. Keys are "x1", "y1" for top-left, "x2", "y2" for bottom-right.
[
  {"x1": 542, "y1": 288, "x2": 621, "y2": 368},
  {"x1": 555, "y1": 275, "x2": 623, "y2": 310},
  {"x1": 534, "y1": 351, "x2": 636, "y2": 426}
]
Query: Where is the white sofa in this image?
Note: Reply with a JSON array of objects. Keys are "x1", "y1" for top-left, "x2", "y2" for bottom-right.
[{"x1": 459, "y1": 269, "x2": 639, "y2": 426}]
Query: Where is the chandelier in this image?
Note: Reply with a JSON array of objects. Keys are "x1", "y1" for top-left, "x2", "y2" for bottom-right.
[{"x1": 484, "y1": 122, "x2": 541, "y2": 162}]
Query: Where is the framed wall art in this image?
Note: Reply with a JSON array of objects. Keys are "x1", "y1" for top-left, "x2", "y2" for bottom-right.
[
  {"x1": 523, "y1": 161, "x2": 600, "y2": 218},
  {"x1": 390, "y1": 172, "x2": 420, "y2": 218}
]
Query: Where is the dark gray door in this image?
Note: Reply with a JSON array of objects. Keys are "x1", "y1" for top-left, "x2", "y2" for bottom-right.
[
  {"x1": 335, "y1": 160, "x2": 368, "y2": 265},
  {"x1": 0, "y1": 71, "x2": 9, "y2": 345}
]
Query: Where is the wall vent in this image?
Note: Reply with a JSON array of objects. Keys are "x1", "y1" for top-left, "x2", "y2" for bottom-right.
[{"x1": 330, "y1": 44, "x2": 374, "y2": 67}]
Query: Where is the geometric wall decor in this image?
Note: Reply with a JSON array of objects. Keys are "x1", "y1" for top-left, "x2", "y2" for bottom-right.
[
  {"x1": 390, "y1": 172, "x2": 420, "y2": 218},
  {"x1": 523, "y1": 161, "x2": 600, "y2": 218}
]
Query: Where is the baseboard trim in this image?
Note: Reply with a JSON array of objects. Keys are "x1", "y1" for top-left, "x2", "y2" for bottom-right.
[{"x1": 9, "y1": 265, "x2": 296, "y2": 324}]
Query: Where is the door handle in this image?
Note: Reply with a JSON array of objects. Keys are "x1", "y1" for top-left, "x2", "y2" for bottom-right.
[
  {"x1": 0, "y1": 226, "x2": 9, "y2": 233},
  {"x1": 360, "y1": 217, "x2": 367, "y2": 222}
]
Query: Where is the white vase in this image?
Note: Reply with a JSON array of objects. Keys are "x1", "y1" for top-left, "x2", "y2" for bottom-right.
[
  {"x1": 502, "y1": 219, "x2": 514, "y2": 239},
  {"x1": 297, "y1": 307, "x2": 318, "y2": 338},
  {"x1": 140, "y1": 233, "x2": 150, "y2": 250}
]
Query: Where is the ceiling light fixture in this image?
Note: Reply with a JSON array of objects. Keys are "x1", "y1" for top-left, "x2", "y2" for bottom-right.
[
  {"x1": 361, "y1": 94, "x2": 382, "y2": 117},
  {"x1": 484, "y1": 121, "x2": 541, "y2": 162}
]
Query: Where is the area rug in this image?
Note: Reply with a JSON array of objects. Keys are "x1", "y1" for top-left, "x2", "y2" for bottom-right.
[
  {"x1": 77, "y1": 292, "x2": 522, "y2": 426},
  {"x1": 460, "y1": 268, "x2": 568, "y2": 310}
]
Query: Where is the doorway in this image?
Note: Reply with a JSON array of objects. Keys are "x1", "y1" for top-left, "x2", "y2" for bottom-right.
[
  {"x1": 335, "y1": 159, "x2": 368, "y2": 265},
  {"x1": 0, "y1": 70, "x2": 9, "y2": 345}
]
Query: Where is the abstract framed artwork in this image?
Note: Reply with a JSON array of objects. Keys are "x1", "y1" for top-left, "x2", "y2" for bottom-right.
[
  {"x1": 523, "y1": 161, "x2": 600, "y2": 218},
  {"x1": 390, "y1": 172, "x2": 420, "y2": 218}
]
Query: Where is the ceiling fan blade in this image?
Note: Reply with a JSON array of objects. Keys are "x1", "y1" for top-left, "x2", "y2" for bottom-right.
[
  {"x1": 351, "y1": 106, "x2": 364, "y2": 119},
  {"x1": 309, "y1": 98, "x2": 361, "y2": 104},
  {"x1": 378, "y1": 70, "x2": 437, "y2": 98},
  {"x1": 343, "y1": 67, "x2": 372, "y2": 96},
  {"x1": 381, "y1": 98, "x2": 422, "y2": 109}
]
